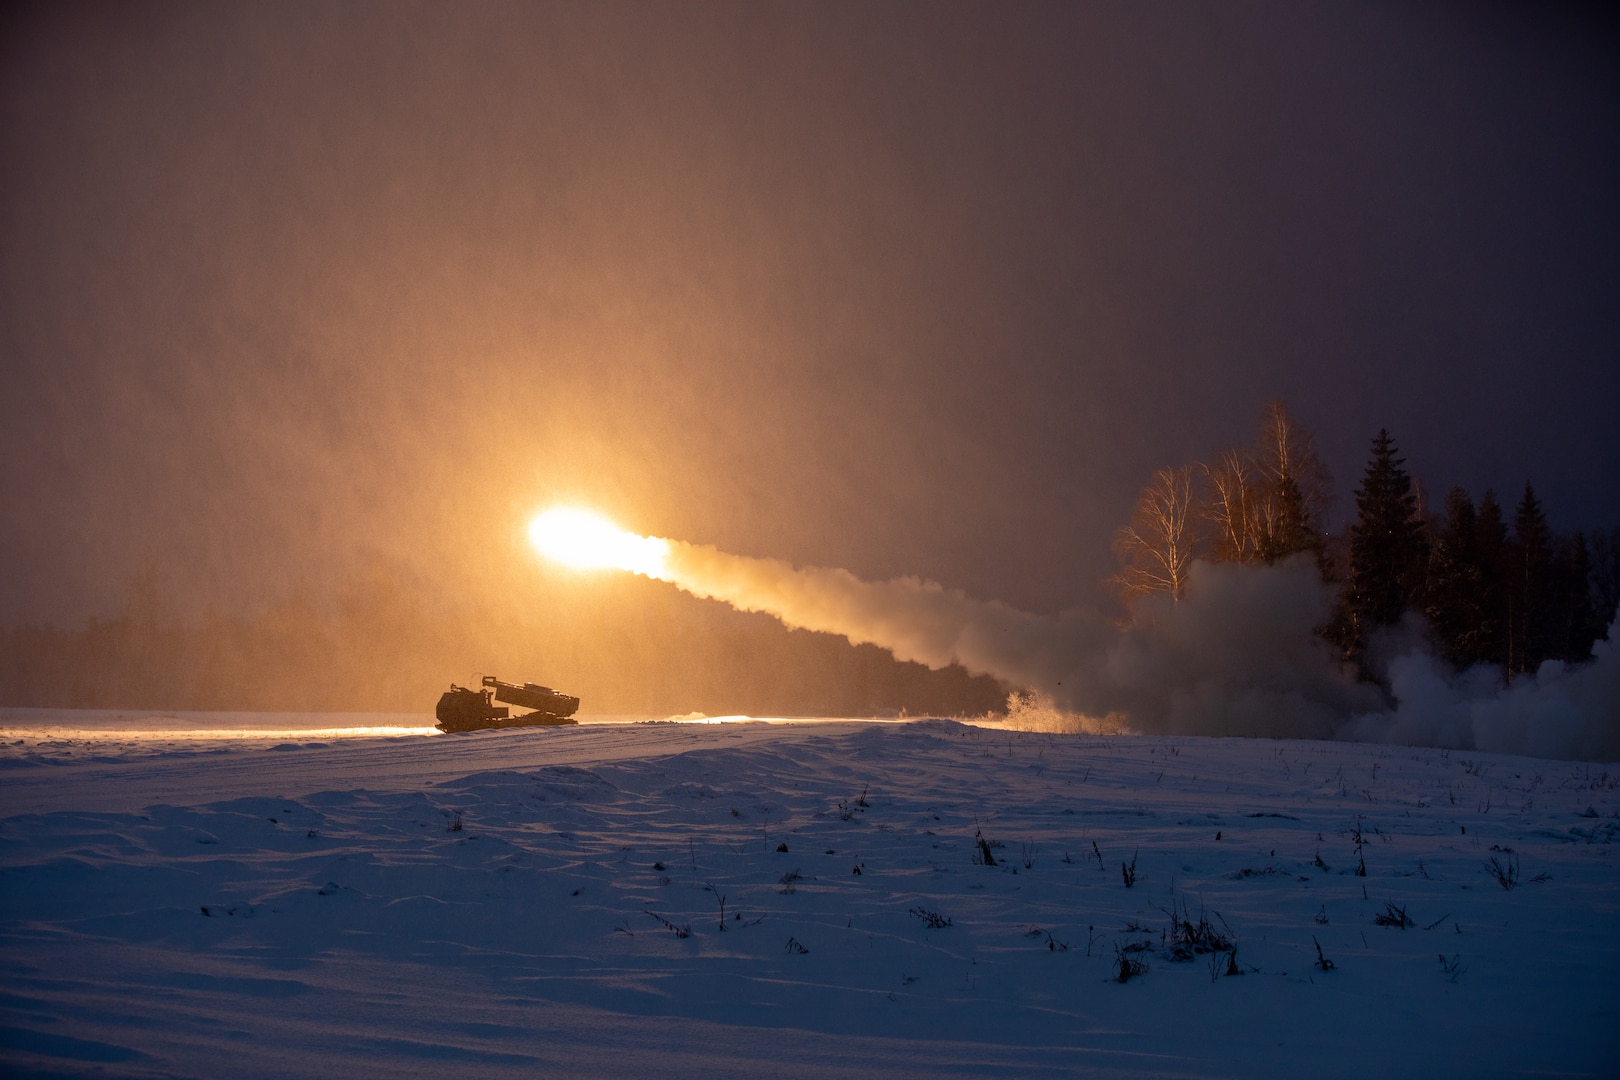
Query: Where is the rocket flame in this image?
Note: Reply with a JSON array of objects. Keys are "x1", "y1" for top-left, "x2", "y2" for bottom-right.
[{"x1": 528, "y1": 508, "x2": 670, "y2": 578}]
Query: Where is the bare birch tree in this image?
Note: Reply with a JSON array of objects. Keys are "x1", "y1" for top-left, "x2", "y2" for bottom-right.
[
  {"x1": 1113, "y1": 465, "x2": 1200, "y2": 602},
  {"x1": 1250, "y1": 400, "x2": 1331, "y2": 563},
  {"x1": 1201, "y1": 448, "x2": 1256, "y2": 563},
  {"x1": 1198, "y1": 401, "x2": 1331, "y2": 566}
]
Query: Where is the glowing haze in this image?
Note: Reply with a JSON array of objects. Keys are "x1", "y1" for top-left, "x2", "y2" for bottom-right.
[{"x1": 4, "y1": 5, "x2": 1617, "y2": 638}]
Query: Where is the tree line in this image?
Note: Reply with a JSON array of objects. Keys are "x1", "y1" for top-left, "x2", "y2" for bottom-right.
[
  {"x1": 0, "y1": 567, "x2": 1005, "y2": 716},
  {"x1": 1114, "y1": 402, "x2": 1618, "y2": 679}
]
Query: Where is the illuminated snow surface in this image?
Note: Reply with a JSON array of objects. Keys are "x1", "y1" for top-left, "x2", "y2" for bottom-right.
[{"x1": 2, "y1": 711, "x2": 1616, "y2": 1078}]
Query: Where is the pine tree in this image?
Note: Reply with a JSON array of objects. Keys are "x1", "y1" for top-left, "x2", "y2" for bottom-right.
[{"x1": 1342, "y1": 429, "x2": 1428, "y2": 657}]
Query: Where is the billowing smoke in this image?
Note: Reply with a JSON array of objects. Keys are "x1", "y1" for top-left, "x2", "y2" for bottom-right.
[
  {"x1": 656, "y1": 540, "x2": 1109, "y2": 695},
  {"x1": 1346, "y1": 631, "x2": 1620, "y2": 761},
  {"x1": 1063, "y1": 559, "x2": 1385, "y2": 741},
  {"x1": 649, "y1": 541, "x2": 1618, "y2": 761}
]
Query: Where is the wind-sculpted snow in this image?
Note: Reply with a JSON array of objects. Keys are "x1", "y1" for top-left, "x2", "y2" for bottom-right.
[{"x1": 2, "y1": 719, "x2": 1617, "y2": 1078}]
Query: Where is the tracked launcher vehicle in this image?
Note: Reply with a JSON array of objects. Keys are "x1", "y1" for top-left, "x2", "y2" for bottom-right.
[{"x1": 435, "y1": 676, "x2": 580, "y2": 733}]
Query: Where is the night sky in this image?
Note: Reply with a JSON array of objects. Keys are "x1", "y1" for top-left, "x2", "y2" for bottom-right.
[{"x1": 4, "y1": 1, "x2": 1618, "y2": 633}]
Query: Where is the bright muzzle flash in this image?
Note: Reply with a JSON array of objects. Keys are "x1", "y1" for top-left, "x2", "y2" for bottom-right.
[{"x1": 528, "y1": 508, "x2": 671, "y2": 577}]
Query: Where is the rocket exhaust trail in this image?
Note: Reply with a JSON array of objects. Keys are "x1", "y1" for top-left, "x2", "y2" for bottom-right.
[
  {"x1": 655, "y1": 539, "x2": 1096, "y2": 695},
  {"x1": 528, "y1": 508, "x2": 1099, "y2": 699},
  {"x1": 526, "y1": 509, "x2": 1393, "y2": 739}
]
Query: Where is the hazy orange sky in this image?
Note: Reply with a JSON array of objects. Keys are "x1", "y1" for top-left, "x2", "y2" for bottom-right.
[{"x1": 3, "y1": 1, "x2": 1617, "y2": 628}]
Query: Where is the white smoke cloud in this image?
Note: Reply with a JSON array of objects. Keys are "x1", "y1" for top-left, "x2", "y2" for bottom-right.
[
  {"x1": 658, "y1": 540, "x2": 1112, "y2": 694},
  {"x1": 647, "y1": 541, "x2": 1618, "y2": 761},
  {"x1": 1346, "y1": 628, "x2": 1620, "y2": 761},
  {"x1": 1067, "y1": 558, "x2": 1385, "y2": 741}
]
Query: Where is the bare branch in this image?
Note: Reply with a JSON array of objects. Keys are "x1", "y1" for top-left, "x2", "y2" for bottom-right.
[
  {"x1": 1113, "y1": 466, "x2": 1200, "y2": 602},
  {"x1": 1200, "y1": 449, "x2": 1255, "y2": 563}
]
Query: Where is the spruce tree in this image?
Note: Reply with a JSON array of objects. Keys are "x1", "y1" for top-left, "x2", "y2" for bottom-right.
[
  {"x1": 1343, "y1": 429, "x2": 1428, "y2": 657},
  {"x1": 1425, "y1": 486, "x2": 1484, "y2": 668},
  {"x1": 1551, "y1": 532, "x2": 1600, "y2": 662},
  {"x1": 1256, "y1": 473, "x2": 1322, "y2": 566},
  {"x1": 1507, "y1": 483, "x2": 1553, "y2": 675},
  {"x1": 1591, "y1": 528, "x2": 1620, "y2": 632},
  {"x1": 1474, "y1": 490, "x2": 1510, "y2": 668}
]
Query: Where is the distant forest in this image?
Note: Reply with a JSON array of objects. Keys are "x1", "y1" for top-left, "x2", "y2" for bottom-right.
[
  {"x1": 1114, "y1": 402, "x2": 1619, "y2": 678},
  {"x1": 0, "y1": 568, "x2": 1005, "y2": 716}
]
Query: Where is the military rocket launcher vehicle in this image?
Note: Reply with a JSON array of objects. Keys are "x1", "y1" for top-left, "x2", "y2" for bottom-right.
[{"x1": 435, "y1": 675, "x2": 580, "y2": 733}]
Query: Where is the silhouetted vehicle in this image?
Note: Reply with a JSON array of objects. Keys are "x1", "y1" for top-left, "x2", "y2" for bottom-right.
[{"x1": 436, "y1": 675, "x2": 580, "y2": 733}]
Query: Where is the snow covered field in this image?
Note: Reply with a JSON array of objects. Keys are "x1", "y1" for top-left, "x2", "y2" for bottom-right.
[{"x1": 3, "y1": 713, "x2": 1617, "y2": 1078}]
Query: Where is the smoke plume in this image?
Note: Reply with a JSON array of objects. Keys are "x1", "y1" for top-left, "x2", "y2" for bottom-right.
[
  {"x1": 1346, "y1": 630, "x2": 1620, "y2": 762},
  {"x1": 656, "y1": 540, "x2": 1106, "y2": 694},
  {"x1": 648, "y1": 542, "x2": 1619, "y2": 761}
]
